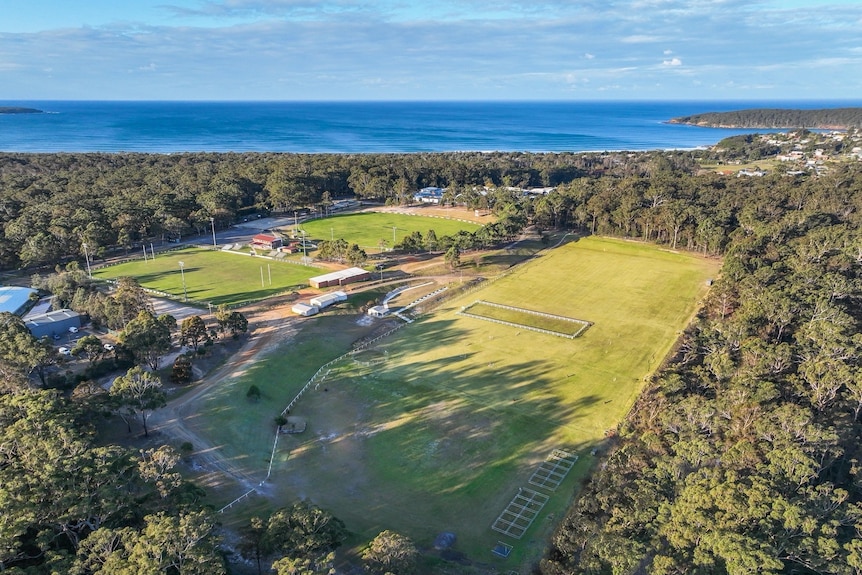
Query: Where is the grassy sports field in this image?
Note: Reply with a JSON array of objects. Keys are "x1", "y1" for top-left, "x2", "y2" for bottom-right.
[
  {"x1": 92, "y1": 247, "x2": 320, "y2": 306},
  {"x1": 187, "y1": 236, "x2": 720, "y2": 567},
  {"x1": 280, "y1": 211, "x2": 481, "y2": 252}
]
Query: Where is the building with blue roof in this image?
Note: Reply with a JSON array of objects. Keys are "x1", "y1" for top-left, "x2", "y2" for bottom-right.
[
  {"x1": 0, "y1": 285, "x2": 37, "y2": 316},
  {"x1": 413, "y1": 187, "x2": 445, "y2": 204}
]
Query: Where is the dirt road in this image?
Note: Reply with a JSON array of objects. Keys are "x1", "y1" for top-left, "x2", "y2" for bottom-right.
[{"x1": 147, "y1": 298, "x2": 300, "y2": 495}]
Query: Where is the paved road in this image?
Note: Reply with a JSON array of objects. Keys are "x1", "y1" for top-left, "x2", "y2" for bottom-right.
[{"x1": 150, "y1": 297, "x2": 207, "y2": 320}]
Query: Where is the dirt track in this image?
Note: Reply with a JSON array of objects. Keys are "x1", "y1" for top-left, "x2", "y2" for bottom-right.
[
  {"x1": 144, "y1": 211, "x2": 513, "y2": 501},
  {"x1": 147, "y1": 298, "x2": 301, "y2": 495},
  {"x1": 146, "y1": 277, "x2": 436, "y2": 499}
]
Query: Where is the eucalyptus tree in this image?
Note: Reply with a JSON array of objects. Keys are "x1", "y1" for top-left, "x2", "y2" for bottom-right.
[
  {"x1": 109, "y1": 366, "x2": 166, "y2": 437},
  {"x1": 119, "y1": 310, "x2": 172, "y2": 370}
]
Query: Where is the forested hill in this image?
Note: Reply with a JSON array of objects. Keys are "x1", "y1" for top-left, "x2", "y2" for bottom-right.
[{"x1": 668, "y1": 107, "x2": 862, "y2": 129}]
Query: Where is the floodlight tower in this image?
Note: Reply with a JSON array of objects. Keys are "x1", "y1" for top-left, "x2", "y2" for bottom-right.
[{"x1": 82, "y1": 243, "x2": 92, "y2": 278}]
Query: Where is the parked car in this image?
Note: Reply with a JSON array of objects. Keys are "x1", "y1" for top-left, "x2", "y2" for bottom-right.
[
  {"x1": 103, "y1": 343, "x2": 115, "y2": 351},
  {"x1": 68, "y1": 326, "x2": 79, "y2": 333},
  {"x1": 58, "y1": 347, "x2": 71, "y2": 355}
]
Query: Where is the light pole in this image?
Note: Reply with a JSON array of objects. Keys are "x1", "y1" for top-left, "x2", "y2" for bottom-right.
[
  {"x1": 210, "y1": 217, "x2": 217, "y2": 247},
  {"x1": 82, "y1": 243, "x2": 92, "y2": 278},
  {"x1": 294, "y1": 211, "x2": 298, "y2": 237},
  {"x1": 178, "y1": 261, "x2": 187, "y2": 302}
]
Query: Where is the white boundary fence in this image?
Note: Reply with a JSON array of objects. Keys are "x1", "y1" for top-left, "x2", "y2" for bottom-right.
[
  {"x1": 218, "y1": 487, "x2": 257, "y2": 513},
  {"x1": 218, "y1": 321, "x2": 410, "y2": 514},
  {"x1": 459, "y1": 300, "x2": 592, "y2": 339},
  {"x1": 279, "y1": 322, "x2": 407, "y2": 418}
]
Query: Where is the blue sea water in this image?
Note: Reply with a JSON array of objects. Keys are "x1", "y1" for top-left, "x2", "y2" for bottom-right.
[{"x1": 0, "y1": 100, "x2": 858, "y2": 154}]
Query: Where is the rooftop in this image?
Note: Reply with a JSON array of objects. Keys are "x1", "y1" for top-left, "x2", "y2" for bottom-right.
[{"x1": 0, "y1": 285, "x2": 37, "y2": 315}]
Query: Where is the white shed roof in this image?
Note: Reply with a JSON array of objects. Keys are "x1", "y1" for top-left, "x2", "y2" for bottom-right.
[{"x1": 310, "y1": 291, "x2": 348, "y2": 308}]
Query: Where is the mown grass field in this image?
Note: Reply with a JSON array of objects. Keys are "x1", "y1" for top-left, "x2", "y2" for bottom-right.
[
  {"x1": 190, "y1": 236, "x2": 719, "y2": 568},
  {"x1": 92, "y1": 247, "x2": 320, "y2": 306},
  {"x1": 280, "y1": 211, "x2": 481, "y2": 252},
  {"x1": 463, "y1": 300, "x2": 589, "y2": 336}
]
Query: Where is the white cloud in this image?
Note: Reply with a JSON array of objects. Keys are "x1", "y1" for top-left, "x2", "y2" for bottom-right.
[
  {"x1": 621, "y1": 34, "x2": 664, "y2": 43},
  {"x1": 2, "y1": 0, "x2": 862, "y2": 99}
]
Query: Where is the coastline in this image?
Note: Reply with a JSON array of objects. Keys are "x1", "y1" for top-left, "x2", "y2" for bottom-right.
[
  {"x1": 667, "y1": 119, "x2": 850, "y2": 130},
  {"x1": 666, "y1": 106, "x2": 862, "y2": 130},
  {"x1": 2, "y1": 100, "x2": 860, "y2": 153}
]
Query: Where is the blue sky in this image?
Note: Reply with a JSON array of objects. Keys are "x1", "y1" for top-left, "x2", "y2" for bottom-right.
[{"x1": 1, "y1": 0, "x2": 860, "y2": 100}]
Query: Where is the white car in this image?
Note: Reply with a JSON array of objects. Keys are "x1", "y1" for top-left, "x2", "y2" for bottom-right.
[
  {"x1": 68, "y1": 326, "x2": 79, "y2": 333},
  {"x1": 58, "y1": 347, "x2": 71, "y2": 355},
  {"x1": 103, "y1": 343, "x2": 115, "y2": 351}
]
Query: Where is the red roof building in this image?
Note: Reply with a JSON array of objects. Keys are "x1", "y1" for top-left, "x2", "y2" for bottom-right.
[{"x1": 251, "y1": 233, "x2": 283, "y2": 249}]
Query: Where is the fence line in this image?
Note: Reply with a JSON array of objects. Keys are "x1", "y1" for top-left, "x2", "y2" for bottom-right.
[
  {"x1": 458, "y1": 311, "x2": 585, "y2": 339},
  {"x1": 264, "y1": 427, "x2": 281, "y2": 481},
  {"x1": 279, "y1": 322, "x2": 409, "y2": 418},
  {"x1": 218, "y1": 488, "x2": 257, "y2": 513},
  {"x1": 217, "y1": 234, "x2": 558, "y2": 515},
  {"x1": 221, "y1": 321, "x2": 410, "y2": 516},
  {"x1": 458, "y1": 301, "x2": 592, "y2": 339}
]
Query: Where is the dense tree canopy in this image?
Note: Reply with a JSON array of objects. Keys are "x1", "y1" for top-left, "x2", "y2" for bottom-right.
[
  {"x1": 0, "y1": 150, "x2": 703, "y2": 269},
  {"x1": 542, "y1": 164, "x2": 862, "y2": 574},
  {"x1": 238, "y1": 502, "x2": 346, "y2": 575},
  {"x1": 119, "y1": 310, "x2": 172, "y2": 370},
  {"x1": 0, "y1": 389, "x2": 217, "y2": 573},
  {"x1": 4, "y1": 147, "x2": 862, "y2": 574}
]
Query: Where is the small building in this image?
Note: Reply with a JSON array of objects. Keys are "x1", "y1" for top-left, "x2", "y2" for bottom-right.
[
  {"x1": 279, "y1": 240, "x2": 303, "y2": 253},
  {"x1": 309, "y1": 267, "x2": 371, "y2": 289},
  {"x1": 367, "y1": 305, "x2": 389, "y2": 318},
  {"x1": 25, "y1": 308, "x2": 82, "y2": 339},
  {"x1": 251, "y1": 233, "x2": 283, "y2": 250},
  {"x1": 0, "y1": 285, "x2": 38, "y2": 316},
  {"x1": 291, "y1": 303, "x2": 320, "y2": 317},
  {"x1": 310, "y1": 290, "x2": 348, "y2": 309},
  {"x1": 413, "y1": 187, "x2": 445, "y2": 204}
]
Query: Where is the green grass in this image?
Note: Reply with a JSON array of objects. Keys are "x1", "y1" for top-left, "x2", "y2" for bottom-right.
[
  {"x1": 282, "y1": 211, "x2": 481, "y2": 252},
  {"x1": 463, "y1": 300, "x2": 589, "y2": 336},
  {"x1": 189, "y1": 236, "x2": 720, "y2": 567},
  {"x1": 185, "y1": 315, "x2": 378, "y2": 481},
  {"x1": 92, "y1": 247, "x2": 320, "y2": 306}
]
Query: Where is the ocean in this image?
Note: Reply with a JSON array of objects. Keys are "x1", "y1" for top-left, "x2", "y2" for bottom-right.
[{"x1": 0, "y1": 100, "x2": 857, "y2": 154}]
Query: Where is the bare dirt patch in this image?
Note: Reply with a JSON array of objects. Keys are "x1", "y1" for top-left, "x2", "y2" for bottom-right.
[{"x1": 145, "y1": 296, "x2": 304, "y2": 497}]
